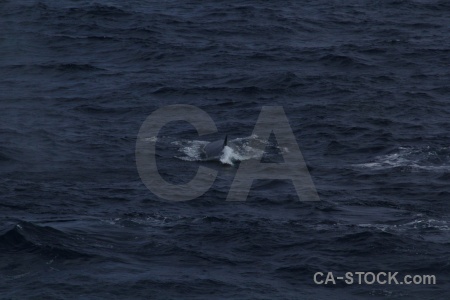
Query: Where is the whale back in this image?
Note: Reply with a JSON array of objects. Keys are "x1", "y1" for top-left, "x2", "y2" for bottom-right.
[{"x1": 203, "y1": 135, "x2": 228, "y2": 159}]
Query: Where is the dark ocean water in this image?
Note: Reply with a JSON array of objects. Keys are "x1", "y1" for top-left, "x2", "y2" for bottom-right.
[{"x1": 1, "y1": 0, "x2": 450, "y2": 299}]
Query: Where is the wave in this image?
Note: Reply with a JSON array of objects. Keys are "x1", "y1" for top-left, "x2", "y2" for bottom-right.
[
  {"x1": 0, "y1": 221, "x2": 92, "y2": 260},
  {"x1": 319, "y1": 54, "x2": 374, "y2": 69},
  {"x1": 0, "y1": 152, "x2": 12, "y2": 162},
  {"x1": 358, "y1": 218, "x2": 449, "y2": 233},
  {"x1": 353, "y1": 146, "x2": 450, "y2": 172}
]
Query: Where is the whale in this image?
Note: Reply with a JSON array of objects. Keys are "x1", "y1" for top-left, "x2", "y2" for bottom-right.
[{"x1": 202, "y1": 135, "x2": 228, "y2": 160}]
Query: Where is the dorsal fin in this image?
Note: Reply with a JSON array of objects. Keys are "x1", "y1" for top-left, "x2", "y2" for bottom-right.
[{"x1": 223, "y1": 135, "x2": 228, "y2": 147}]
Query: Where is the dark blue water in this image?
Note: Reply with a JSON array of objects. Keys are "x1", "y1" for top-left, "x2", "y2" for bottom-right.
[{"x1": 1, "y1": 0, "x2": 450, "y2": 299}]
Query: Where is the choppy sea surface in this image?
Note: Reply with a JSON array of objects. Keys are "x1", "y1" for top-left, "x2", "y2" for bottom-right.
[{"x1": 1, "y1": 0, "x2": 450, "y2": 299}]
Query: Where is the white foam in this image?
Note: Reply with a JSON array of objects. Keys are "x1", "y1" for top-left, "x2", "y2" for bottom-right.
[
  {"x1": 175, "y1": 140, "x2": 208, "y2": 162},
  {"x1": 354, "y1": 146, "x2": 450, "y2": 172},
  {"x1": 219, "y1": 146, "x2": 235, "y2": 165},
  {"x1": 174, "y1": 135, "x2": 269, "y2": 164},
  {"x1": 358, "y1": 218, "x2": 449, "y2": 232},
  {"x1": 141, "y1": 136, "x2": 157, "y2": 142}
]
